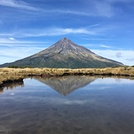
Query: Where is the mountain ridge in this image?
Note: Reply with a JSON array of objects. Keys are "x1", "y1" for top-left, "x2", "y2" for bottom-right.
[{"x1": 0, "y1": 37, "x2": 123, "y2": 68}]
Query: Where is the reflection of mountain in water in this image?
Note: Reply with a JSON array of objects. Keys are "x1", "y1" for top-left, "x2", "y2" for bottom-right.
[
  {"x1": 0, "y1": 81, "x2": 24, "y2": 93},
  {"x1": 34, "y1": 75, "x2": 96, "y2": 96}
]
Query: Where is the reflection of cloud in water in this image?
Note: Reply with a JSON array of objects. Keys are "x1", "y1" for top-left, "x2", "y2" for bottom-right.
[
  {"x1": 10, "y1": 93, "x2": 15, "y2": 96},
  {"x1": 44, "y1": 97, "x2": 95, "y2": 105},
  {"x1": 64, "y1": 100, "x2": 87, "y2": 105},
  {"x1": 34, "y1": 75, "x2": 96, "y2": 96},
  {"x1": 98, "y1": 86, "x2": 111, "y2": 90}
]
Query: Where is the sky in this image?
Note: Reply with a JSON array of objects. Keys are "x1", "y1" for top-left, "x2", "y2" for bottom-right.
[{"x1": 0, "y1": 0, "x2": 134, "y2": 66}]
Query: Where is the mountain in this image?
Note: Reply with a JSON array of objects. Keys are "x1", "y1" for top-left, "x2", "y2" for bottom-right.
[
  {"x1": 0, "y1": 37, "x2": 123, "y2": 68},
  {"x1": 34, "y1": 75, "x2": 96, "y2": 96}
]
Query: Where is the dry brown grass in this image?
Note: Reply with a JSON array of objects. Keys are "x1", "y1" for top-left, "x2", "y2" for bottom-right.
[{"x1": 0, "y1": 67, "x2": 134, "y2": 86}]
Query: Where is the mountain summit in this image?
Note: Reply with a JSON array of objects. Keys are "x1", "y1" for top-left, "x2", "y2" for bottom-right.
[{"x1": 0, "y1": 38, "x2": 123, "y2": 68}]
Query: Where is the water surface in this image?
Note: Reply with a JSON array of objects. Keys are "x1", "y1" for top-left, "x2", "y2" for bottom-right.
[{"x1": 0, "y1": 76, "x2": 134, "y2": 134}]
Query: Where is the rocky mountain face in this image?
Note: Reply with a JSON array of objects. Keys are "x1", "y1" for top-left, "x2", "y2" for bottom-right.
[{"x1": 0, "y1": 37, "x2": 123, "y2": 68}]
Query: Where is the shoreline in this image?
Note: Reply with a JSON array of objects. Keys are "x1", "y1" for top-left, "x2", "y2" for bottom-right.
[
  {"x1": 0, "y1": 67, "x2": 134, "y2": 87},
  {"x1": 0, "y1": 78, "x2": 24, "y2": 88}
]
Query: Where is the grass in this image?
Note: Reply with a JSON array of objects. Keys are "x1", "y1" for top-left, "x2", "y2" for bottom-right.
[{"x1": 0, "y1": 67, "x2": 134, "y2": 87}]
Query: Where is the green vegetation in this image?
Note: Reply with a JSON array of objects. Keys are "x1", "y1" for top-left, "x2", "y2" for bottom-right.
[
  {"x1": 2, "y1": 57, "x2": 122, "y2": 68},
  {"x1": 8, "y1": 65, "x2": 34, "y2": 68}
]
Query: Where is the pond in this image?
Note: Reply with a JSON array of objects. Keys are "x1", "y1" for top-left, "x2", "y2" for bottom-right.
[{"x1": 0, "y1": 76, "x2": 134, "y2": 134}]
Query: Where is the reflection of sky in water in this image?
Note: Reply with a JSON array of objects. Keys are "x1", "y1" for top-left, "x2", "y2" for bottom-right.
[
  {"x1": 0, "y1": 76, "x2": 134, "y2": 134},
  {"x1": 91, "y1": 78, "x2": 134, "y2": 85}
]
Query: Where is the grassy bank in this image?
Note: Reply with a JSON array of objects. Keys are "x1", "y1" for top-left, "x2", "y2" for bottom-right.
[{"x1": 0, "y1": 67, "x2": 134, "y2": 87}]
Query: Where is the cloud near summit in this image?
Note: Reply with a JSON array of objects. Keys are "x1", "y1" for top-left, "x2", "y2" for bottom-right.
[{"x1": 0, "y1": 0, "x2": 37, "y2": 10}]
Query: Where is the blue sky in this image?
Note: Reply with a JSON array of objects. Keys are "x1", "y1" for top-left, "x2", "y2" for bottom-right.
[{"x1": 0, "y1": 0, "x2": 134, "y2": 65}]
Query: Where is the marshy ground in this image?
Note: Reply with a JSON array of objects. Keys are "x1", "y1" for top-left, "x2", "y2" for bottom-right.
[{"x1": 0, "y1": 67, "x2": 134, "y2": 87}]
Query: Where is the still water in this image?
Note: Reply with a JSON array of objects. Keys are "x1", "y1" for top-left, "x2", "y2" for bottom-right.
[{"x1": 0, "y1": 76, "x2": 134, "y2": 134}]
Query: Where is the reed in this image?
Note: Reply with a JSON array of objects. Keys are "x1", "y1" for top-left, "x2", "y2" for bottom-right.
[{"x1": 0, "y1": 67, "x2": 134, "y2": 86}]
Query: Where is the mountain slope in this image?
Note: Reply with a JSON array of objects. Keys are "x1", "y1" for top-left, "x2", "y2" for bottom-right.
[
  {"x1": 34, "y1": 76, "x2": 96, "y2": 96},
  {"x1": 0, "y1": 38, "x2": 123, "y2": 68}
]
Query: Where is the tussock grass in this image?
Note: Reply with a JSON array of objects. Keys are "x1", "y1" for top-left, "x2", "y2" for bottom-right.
[{"x1": 0, "y1": 67, "x2": 134, "y2": 86}]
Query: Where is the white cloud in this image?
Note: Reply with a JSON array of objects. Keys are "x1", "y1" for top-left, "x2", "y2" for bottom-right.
[
  {"x1": 9, "y1": 37, "x2": 15, "y2": 41},
  {"x1": 100, "y1": 44, "x2": 112, "y2": 49},
  {"x1": 30, "y1": 27, "x2": 96, "y2": 37},
  {"x1": 55, "y1": 28, "x2": 95, "y2": 35},
  {"x1": 0, "y1": 0, "x2": 38, "y2": 11},
  {"x1": 0, "y1": 33, "x2": 14, "y2": 37},
  {"x1": 43, "y1": 9, "x2": 91, "y2": 16},
  {"x1": 0, "y1": 27, "x2": 96, "y2": 38},
  {"x1": 0, "y1": 46, "x2": 43, "y2": 64},
  {"x1": 92, "y1": 49, "x2": 134, "y2": 66},
  {"x1": 0, "y1": 21, "x2": 120, "y2": 40},
  {"x1": 0, "y1": 38, "x2": 16, "y2": 44},
  {"x1": 0, "y1": 38, "x2": 49, "y2": 46},
  {"x1": 0, "y1": 37, "x2": 16, "y2": 45}
]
